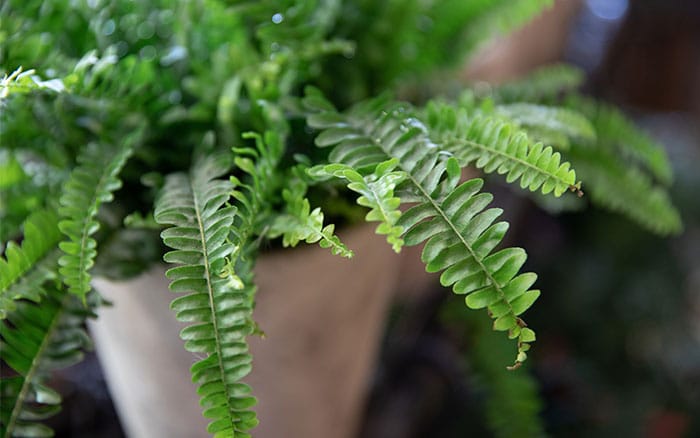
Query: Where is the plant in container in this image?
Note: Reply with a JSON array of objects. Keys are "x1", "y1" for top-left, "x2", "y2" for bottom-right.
[{"x1": 0, "y1": 0, "x2": 681, "y2": 437}]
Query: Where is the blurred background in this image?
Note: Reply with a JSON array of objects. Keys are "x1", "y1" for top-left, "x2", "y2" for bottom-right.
[{"x1": 44, "y1": 0, "x2": 699, "y2": 436}]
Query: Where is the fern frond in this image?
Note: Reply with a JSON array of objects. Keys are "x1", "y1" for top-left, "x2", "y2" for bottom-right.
[
  {"x1": 305, "y1": 90, "x2": 540, "y2": 368},
  {"x1": 567, "y1": 145, "x2": 682, "y2": 235},
  {"x1": 424, "y1": 101, "x2": 581, "y2": 197},
  {"x1": 268, "y1": 183, "x2": 353, "y2": 258},
  {"x1": 0, "y1": 210, "x2": 61, "y2": 318},
  {"x1": 57, "y1": 135, "x2": 138, "y2": 300},
  {"x1": 493, "y1": 103, "x2": 596, "y2": 150},
  {"x1": 308, "y1": 159, "x2": 407, "y2": 252},
  {"x1": 155, "y1": 153, "x2": 258, "y2": 437},
  {"x1": 489, "y1": 63, "x2": 585, "y2": 103},
  {"x1": 0, "y1": 289, "x2": 94, "y2": 438},
  {"x1": 565, "y1": 95, "x2": 673, "y2": 186}
]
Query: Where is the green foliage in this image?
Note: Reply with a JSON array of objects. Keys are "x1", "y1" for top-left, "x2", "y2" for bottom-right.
[
  {"x1": 58, "y1": 137, "x2": 139, "y2": 300},
  {"x1": 424, "y1": 101, "x2": 582, "y2": 196},
  {"x1": 309, "y1": 159, "x2": 407, "y2": 252},
  {"x1": 155, "y1": 153, "x2": 258, "y2": 437},
  {"x1": 0, "y1": 290, "x2": 94, "y2": 438},
  {"x1": 0, "y1": 210, "x2": 61, "y2": 318},
  {"x1": 305, "y1": 91, "x2": 542, "y2": 368},
  {"x1": 0, "y1": 0, "x2": 683, "y2": 435}
]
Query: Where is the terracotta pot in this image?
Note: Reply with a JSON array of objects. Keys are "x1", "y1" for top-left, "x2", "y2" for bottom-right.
[{"x1": 90, "y1": 224, "x2": 404, "y2": 438}]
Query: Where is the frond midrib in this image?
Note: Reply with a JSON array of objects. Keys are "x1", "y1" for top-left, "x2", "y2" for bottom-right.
[
  {"x1": 447, "y1": 137, "x2": 575, "y2": 190},
  {"x1": 351, "y1": 114, "x2": 517, "y2": 320},
  {"x1": 191, "y1": 180, "x2": 236, "y2": 432}
]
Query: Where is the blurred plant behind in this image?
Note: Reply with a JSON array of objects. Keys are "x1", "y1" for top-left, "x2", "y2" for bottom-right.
[{"x1": 361, "y1": 1, "x2": 700, "y2": 437}]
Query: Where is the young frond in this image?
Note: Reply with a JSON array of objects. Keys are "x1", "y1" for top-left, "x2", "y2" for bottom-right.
[
  {"x1": 57, "y1": 136, "x2": 138, "y2": 300},
  {"x1": 424, "y1": 101, "x2": 582, "y2": 197},
  {"x1": 304, "y1": 89, "x2": 540, "y2": 368},
  {"x1": 0, "y1": 210, "x2": 61, "y2": 318},
  {"x1": 0, "y1": 290, "x2": 94, "y2": 438},
  {"x1": 309, "y1": 159, "x2": 407, "y2": 253},
  {"x1": 155, "y1": 153, "x2": 258, "y2": 437},
  {"x1": 268, "y1": 183, "x2": 354, "y2": 258}
]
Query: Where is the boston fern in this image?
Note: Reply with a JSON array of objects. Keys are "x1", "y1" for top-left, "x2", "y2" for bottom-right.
[{"x1": 0, "y1": 0, "x2": 681, "y2": 436}]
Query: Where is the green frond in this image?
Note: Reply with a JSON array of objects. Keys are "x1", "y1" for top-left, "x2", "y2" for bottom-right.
[
  {"x1": 308, "y1": 159, "x2": 407, "y2": 252},
  {"x1": 268, "y1": 183, "x2": 353, "y2": 258},
  {"x1": 489, "y1": 63, "x2": 585, "y2": 103},
  {"x1": 0, "y1": 210, "x2": 61, "y2": 318},
  {"x1": 57, "y1": 135, "x2": 138, "y2": 300},
  {"x1": 0, "y1": 289, "x2": 94, "y2": 438},
  {"x1": 493, "y1": 103, "x2": 596, "y2": 150},
  {"x1": 305, "y1": 90, "x2": 540, "y2": 368},
  {"x1": 567, "y1": 145, "x2": 682, "y2": 235},
  {"x1": 424, "y1": 101, "x2": 582, "y2": 197},
  {"x1": 565, "y1": 95, "x2": 673, "y2": 186},
  {"x1": 155, "y1": 153, "x2": 258, "y2": 437}
]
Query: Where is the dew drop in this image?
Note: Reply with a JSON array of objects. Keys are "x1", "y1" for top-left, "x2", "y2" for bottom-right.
[{"x1": 272, "y1": 13, "x2": 284, "y2": 24}]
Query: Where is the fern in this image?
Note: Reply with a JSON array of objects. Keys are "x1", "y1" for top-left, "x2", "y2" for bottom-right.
[
  {"x1": 0, "y1": 210, "x2": 61, "y2": 318},
  {"x1": 0, "y1": 289, "x2": 94, "y2": 438},
  {"x1": 567, "y1": 145, "x2": 682, "y2": 235},
  {"x1": 268, "y1": 183, "x2": 354, "y2": 257},
  {"x1": 565, "y1": 95, "x2": 673, "y2": 186},
  {"x1": 493, "y1": 102, "x2": 597, "y2": 150},
  {"x1": 305, "y1": 90, "x2": 540, "y2": 368},
  {"x1": 57, "y1": 135, "x2": 139, "y2": 300},
  {"x1": 423, "y1": 101, "x2": 582, "y2": 197},
  {"x1": 155, "y1": 153, "x2": 258, "y2": 437},
  {"x1": 489, "y1": 63, "x2": 585, "y2": 103},
  {"x1": 309, "y1": 158, "x2": 407, "y2": 252}
]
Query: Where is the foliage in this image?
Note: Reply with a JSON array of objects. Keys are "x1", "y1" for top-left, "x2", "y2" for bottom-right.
[{"x1": 0, "y1": 0, "x2": 681, "y2": 436}]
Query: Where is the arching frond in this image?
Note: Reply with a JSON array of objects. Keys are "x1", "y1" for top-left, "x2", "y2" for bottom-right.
[
  {"x1": 489, "y1": 63, "x2": 585, "y2": 103},
  {"x1": 305, "y1": 89, "x2": 540, "y2": 368},
  {"x1": 57, "y1": 134, "x2": 139, "y2": 300},
  {"x1": 567, "y1": 145, "x2": 682, "y2": 235},
  {"x1": 565, "y1": 95, "x2": 673, "y2": 186},
  {"x1": 0, "y1": 210, "x2": 61, "y2": 318},
  {"x1": 493, "y1": 102, "x2": 596, "y2": 150},
  {"x1": 155, "y1": 153, "x2": 258, "y2": 437},
  {"x1": 424, "y1": 101, "x2": 582, "y2": 197},
  {"x1": 0, "y1": 289, "x2": 94, "y2": 438}
]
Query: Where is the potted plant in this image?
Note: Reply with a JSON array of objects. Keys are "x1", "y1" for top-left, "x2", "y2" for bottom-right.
[{"x1": 0, "y1": 0, "x2": 681, "y2": 437}]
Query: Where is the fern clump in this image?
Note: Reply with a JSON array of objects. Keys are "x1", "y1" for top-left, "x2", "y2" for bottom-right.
[{"x1": 0, "y1": 0, "x2": 682, "y2": 436}]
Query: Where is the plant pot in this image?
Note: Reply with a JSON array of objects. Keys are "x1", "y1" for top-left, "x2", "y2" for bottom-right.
[{"x1": 89, "y1": 224, "x2": 404, "y2": 438}]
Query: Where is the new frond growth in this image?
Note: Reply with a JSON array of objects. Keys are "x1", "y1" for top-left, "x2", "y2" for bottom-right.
[{"x1": 308, "y1": 158, "x2": 407, "y2": 252}]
